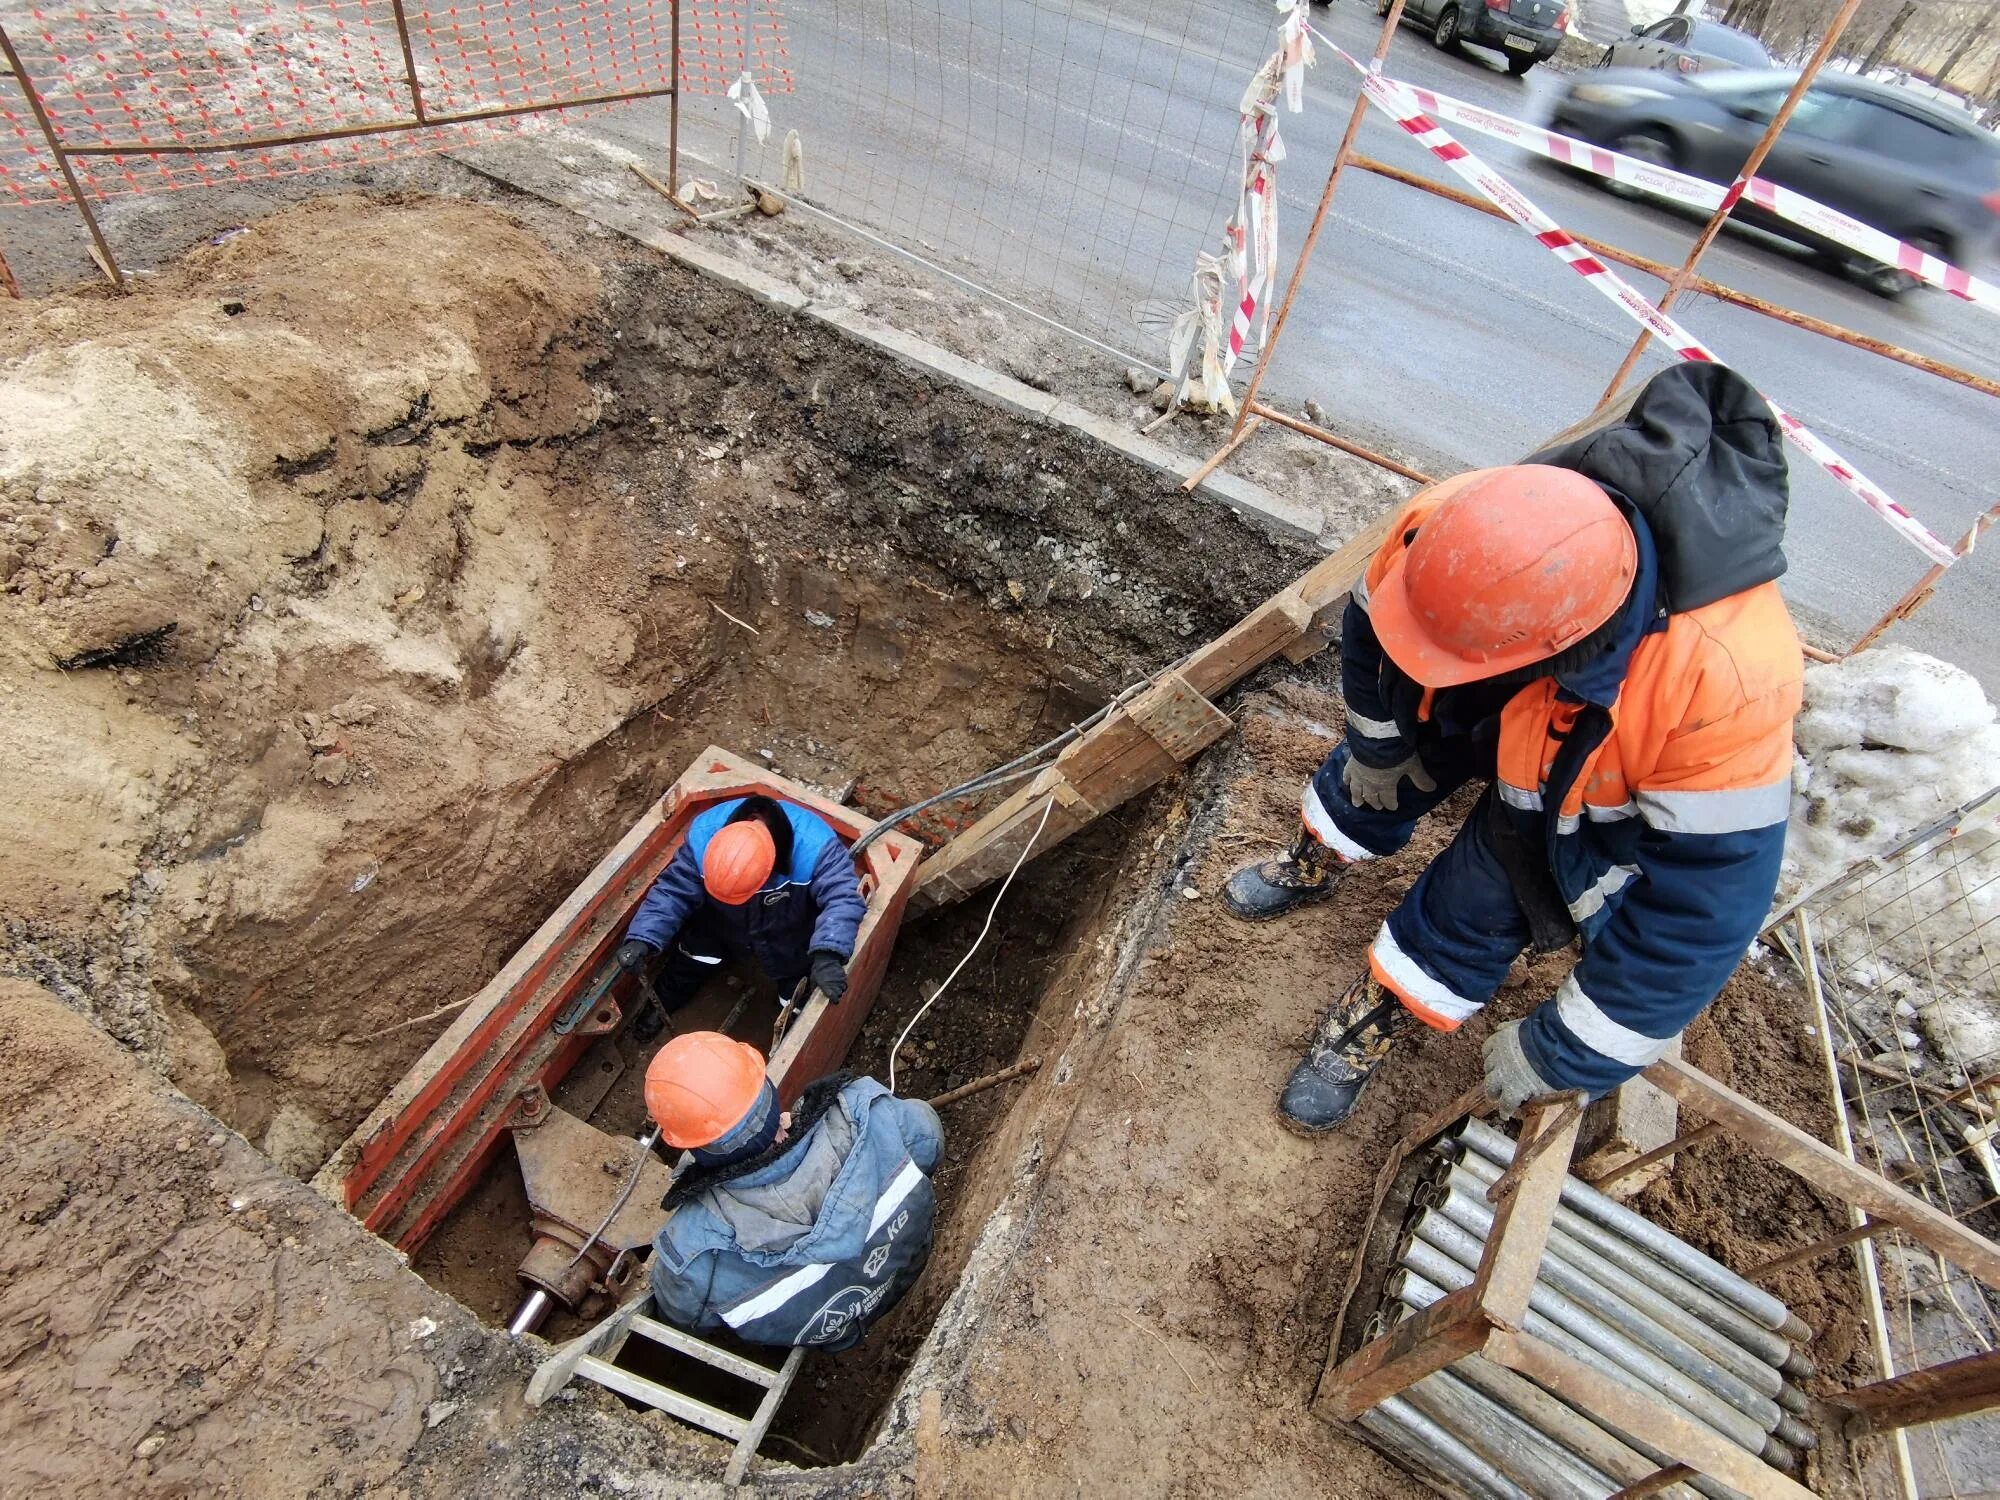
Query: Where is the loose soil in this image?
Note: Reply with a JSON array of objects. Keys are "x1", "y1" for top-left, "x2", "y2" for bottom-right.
[{"x1": 1, "y1": 182, "x2": 1906, "y2": 1499}]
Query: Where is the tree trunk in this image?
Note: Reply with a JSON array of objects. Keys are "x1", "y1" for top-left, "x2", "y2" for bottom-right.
[
  {"x1": 1860, "y1": 0, "x2": 1920, "y2": 75},
  {"x1": 1938, "y1": 9, "x2": 1999, "y2": 90}
]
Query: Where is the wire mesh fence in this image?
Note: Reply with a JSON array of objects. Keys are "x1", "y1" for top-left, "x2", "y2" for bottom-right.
[
  {"x1": 727, "y1": 0, "x2": 1306, "y2": 369},
  {"x1": 1796, "y1": 789, "x2": 2000, "y2": 1496},
  {"x1": 0, "y1": 0, "x2": 788, "y2": 204}
]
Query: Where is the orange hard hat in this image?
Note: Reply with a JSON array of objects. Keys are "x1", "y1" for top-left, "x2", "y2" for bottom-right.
[
  {"x1": 644, "y1": 1031, "x2": 770, "y2": 1148},
  {"x1": 1366, "y1": 465, "x2": 1637, "y2": 689},
  {"x1": 702, "y1": 820, "x2": 777, "y2": 905}
]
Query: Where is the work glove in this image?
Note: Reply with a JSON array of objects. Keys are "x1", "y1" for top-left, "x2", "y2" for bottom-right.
[
  {"x1": 1481, "y1": 1019, "x2": 1558, "y2": 1119},
  {"x1": 809, "y1": 950, "x2": 849, "y2": 1005},
  {"x1": 615, "y1": 938, "x2": 659, "y2": 972},
  {"x1": 1342, "y1": 750, "x2": 1437, "y2": 813}
]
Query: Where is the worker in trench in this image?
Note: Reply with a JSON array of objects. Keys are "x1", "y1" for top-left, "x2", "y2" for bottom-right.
[
  {"x1": 1222, "y1": 363, "x2": 1803, "y2": 1134},
  {"x1": 640, "y1": 1031, "x2": 944, "y2": 1348},
  {"x1": 613, "y1": 793, "x2": 869, "y2": 1039}
]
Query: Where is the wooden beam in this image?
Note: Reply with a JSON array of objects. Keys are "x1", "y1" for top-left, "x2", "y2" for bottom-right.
[
  {"x1": 1489, "y1": 1330, "x2": 1815, "y2": 1500},
  {"x1": 1313, "y1": 1285, "x2": 1496, "y2": 1422},
  {"x1": 1644, "y1": 1056, "x2": 2000, "y2": 1294},
  {"x1": 912, "y1": 512, "x2": 1395, "y2": 910},
  {"x1": 1470, "y1": 1095, "x2": 1582, "y2": 1328},
  {"x1": 1830, "y1": 1348, "x2": 2000, "y2": 1434}
]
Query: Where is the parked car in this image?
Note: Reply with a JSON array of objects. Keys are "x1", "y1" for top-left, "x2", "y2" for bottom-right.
[
  {"x1": 1549, "y1": 68, "x2": 2000, "y2": 294},
  {"x1": 1598, "y1": 16, "x2": 1770, "y2": 75},
  {"x1": 1376, "y1": 0, "x2": 1574, "y2": 77}
]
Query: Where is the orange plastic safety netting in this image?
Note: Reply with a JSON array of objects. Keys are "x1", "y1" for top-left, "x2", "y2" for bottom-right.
[{"x1": 1, "y1": 0, "x2": 788, "y2": 204}]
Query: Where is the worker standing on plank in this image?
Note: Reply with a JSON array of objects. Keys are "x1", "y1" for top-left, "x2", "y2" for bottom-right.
[
  {"x1": 644, "y1": 1032, "x2": 944, "y2": 1349},
  {"x1": 616, "y1": 794, "x2": 869, "y2": 1040},
  {"x1": 1221, "y1": 364, "x2": 1802, "y2": 1134}
]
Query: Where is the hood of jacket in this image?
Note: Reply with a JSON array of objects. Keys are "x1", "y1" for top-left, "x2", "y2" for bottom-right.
[{"x1": 1524, "y1": 362, "x2": 1788, "y2": 613}]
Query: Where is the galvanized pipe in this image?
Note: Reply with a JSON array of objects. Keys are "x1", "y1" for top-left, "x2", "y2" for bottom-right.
[
  {"x1": 1400, "y1": 1226, "x2": 1774, "y2": 1454},
  {"x1": 1450, "y1": 1150, "x2": 1797, "y2": 1365},
  {"x1": 1402, "y1": 1366, "x2": 1617, "y2": 1500},
  {"x1": 1411, "y1": 1206, "x2": 1787, "y2": 1433},
  {"x1": 1455, "y1": 1118, "x2": 1808, "y2": 1341},
  {"x1": 507, "y1": 1288, "x2": 553, "y2": 1337},
  {"x1": 1432, "y1": 1179, "x2": 1786, "y2": 1398},
  {"x1": 1358, "y1": 1393, "x2": 1535, "y2": 1500}
]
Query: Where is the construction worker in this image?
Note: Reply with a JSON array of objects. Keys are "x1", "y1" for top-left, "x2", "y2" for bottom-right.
[
  {"x1": 1222, "y1": 364, "x2": 1802, "y2": 1134},
  {"x1": 644, "y1": 1032, "x2": 944, "y2": 1349},
  {"x1": 616, "y1": 794, "x2": 868, "y2": 1040}
]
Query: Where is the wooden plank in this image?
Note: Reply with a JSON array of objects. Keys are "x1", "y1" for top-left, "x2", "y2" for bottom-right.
[
  {"x1": 628, "y1": 1314, "x2": 781, "y2": 1388},
  {"x1": 1644, "y1": 1056, "x2": 2000, "y2": 1293},
  {"x1": 1313, "y1": 1285, "x2": 1495, "y2": 1422},
  {"x1": 575, "y1": 1355, "x2": 750, "y2": 1441},
  {"x1": 1124, "y1": 671, "x2": 1233, "y2": 763},
  {"x1": 1830, "y1": 1348, "x2": 2000, "y2": 1434},
  {"x1": 1489, "y1": 1330, "x2": 1814, "y2": 1500},
  {"x1": 1576, "y1": 1042, "x2": 1685, "y2": 1199},
  {"x1": 1470, "y1": 1095, "x2": 1582, "y2": 1328}
]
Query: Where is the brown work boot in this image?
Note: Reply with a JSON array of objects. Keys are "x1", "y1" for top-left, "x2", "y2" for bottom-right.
[
  {"x1": 1222, "y1": 826, "x2": 1345, "y2": 921},
  {"x1": 1279, "y1": 972, "x2": 1420, "y2": 1136}
]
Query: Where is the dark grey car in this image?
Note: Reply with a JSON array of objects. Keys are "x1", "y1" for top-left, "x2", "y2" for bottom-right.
[
  {"x1": 1598, "y1": 16, "x2": 1770, "y2": 76},
  {"x1": 1377, "y1": 0, "x2": 1574, "y2": 77},
  {"x1": 1550, "y1": 68, "x2": 2000, "y2": 294}
]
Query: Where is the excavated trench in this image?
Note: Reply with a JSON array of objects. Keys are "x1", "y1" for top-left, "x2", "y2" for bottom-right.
[{"x1": 0, "y1": 195, "x2": 1328, "y2": 1478}]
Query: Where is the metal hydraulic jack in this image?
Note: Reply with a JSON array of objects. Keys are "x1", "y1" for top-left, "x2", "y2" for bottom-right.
[{"x1": 527, "y1": 1291, "x2": 806, "y2": 1487}]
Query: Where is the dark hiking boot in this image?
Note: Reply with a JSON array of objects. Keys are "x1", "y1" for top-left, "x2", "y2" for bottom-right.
[
  {"x1": 1222, "y1": 827, "x2": 1345, "y2": 921},
  {"x1": 1279, "y1": 973, "x2": 1421, "y2": 1136}
]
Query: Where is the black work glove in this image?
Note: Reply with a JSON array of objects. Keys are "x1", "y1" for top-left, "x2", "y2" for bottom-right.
[
  {"x1": 615, "y1": 938, "x2": 659, "y2": 971},
  {"x1": 809, "y1": 950, "x2": 849, "y2": 1005}
]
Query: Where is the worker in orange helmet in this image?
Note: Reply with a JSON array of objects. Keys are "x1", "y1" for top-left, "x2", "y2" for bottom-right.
[
  {"x1": 615, "y1": 794, "x2": 868, "y2": 1040},
  {"x1": 643, "y1": 1032, "x2": 943, "y2": 1349},
  {"x1": 1222, "y1": 365, "x2": 1802, "y2": 1134}
]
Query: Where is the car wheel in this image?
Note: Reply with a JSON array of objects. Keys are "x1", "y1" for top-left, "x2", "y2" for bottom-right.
[
  {"x1": 1605, "y1": 129, "x2": 1678, "y2": 198},
  {"x1": 1861, "y1": 234, "x2": 1946, "y2": 299},
  {"x1": 1507, "y1": 53, "x2": 1537, "y2": 75},
  {"x1": 1432, "y1": 5, "x2": 1460, "y2": 47}
]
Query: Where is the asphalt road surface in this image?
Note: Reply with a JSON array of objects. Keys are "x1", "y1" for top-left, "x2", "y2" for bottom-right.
[{"x1": 655, "y1": 0, "x2": 2000, "y2": 682}]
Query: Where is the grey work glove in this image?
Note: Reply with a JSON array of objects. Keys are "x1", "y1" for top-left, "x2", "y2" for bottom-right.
[
  {"x1": 1342, "y1": 751, "x2": 1437, "y2": 813},
  {"x1": 1481, "y1": 1019, "x2": 1558, "y2": 1119}
]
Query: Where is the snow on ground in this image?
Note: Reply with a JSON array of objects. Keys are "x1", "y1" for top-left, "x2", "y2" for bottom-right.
[{"x1": 1784, "y1": 646, "x2": 2000, "y2": 1074}]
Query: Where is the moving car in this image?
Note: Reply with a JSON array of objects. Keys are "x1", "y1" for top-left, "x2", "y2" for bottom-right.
[
  {"x1": 1377, "y1": 0, "x2": 1574, "y2": 77},
  {"x1": 1549, "y1": 68, "x2": 2000, "y2": 295},
  {"x1": 1598, "y1": 16, "x2": 1771, "y2": 75}
]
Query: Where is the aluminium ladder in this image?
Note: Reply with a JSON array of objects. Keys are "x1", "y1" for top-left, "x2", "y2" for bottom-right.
[{"x1": 526, "y1": 1292, "x2": 806, "y2": 1486}]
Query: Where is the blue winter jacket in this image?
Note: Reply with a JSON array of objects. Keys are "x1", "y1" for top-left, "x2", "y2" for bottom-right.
[
  {"x1": 626, "y1": 798, "x2": 868, "y2": 979},
  {"x1": 651, "y1": 1077, "x2": 944, "y2": 1349}
]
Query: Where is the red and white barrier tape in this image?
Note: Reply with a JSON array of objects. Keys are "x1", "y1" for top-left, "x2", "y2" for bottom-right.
[
  {"x1": 1340, "y1": 56, "x2": 2000, "y2": 312},
  {"x1": 1322, "y1": 44, "x2": 1955, "y2": 565}
]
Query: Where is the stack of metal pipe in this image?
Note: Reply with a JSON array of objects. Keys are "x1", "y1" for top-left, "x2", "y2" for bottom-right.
[{"x1": 1357, "y1": 1116, "x2": 1818, "y2": 1500}]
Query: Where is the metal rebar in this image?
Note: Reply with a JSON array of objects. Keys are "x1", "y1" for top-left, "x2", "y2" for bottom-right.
[
  {"x1": 1399, "y1": 1228, "x2": 1775, "y2": 1454},
  {"x1": 667, "y1": 0, "x2": 681, "y2": 196},
  {"x1": 1432, "y1": 1178, "x2": 1786, "y2": 1396},
  {"x1": 1402, "y1": 1366, "x2": 1617, "y2": 1500},
  {"x1": 1456, "y1": 1118, "x2": 1807, "y2": 1341},
  {"x1": 1411, "y1": 1207, "x2": 1787, "y2": 1433},
  {"x1": 1358, "y1": 1393, "x2": 1534, "y2": 1500},
  {"x1": 1450, "y1": 1151, "x2": 1801, "y2": 1367}
]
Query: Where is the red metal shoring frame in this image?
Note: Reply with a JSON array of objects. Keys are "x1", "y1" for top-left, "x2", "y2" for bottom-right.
[{"x1": 1197, "y1": 0, "x2": 1991, "y2": 662}]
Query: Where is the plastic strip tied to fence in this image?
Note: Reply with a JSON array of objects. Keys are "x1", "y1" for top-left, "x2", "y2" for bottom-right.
[
  {"x1": 0, "y1": 0, "x2": 790, "y2": 205},
  {"x1": 1315, "y1": 37, "x2": 1957, "y2": 568}
]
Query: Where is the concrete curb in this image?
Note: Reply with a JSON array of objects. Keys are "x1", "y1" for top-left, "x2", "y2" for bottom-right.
[{"x1": 457, "y1": 143, "x2": 1322, "y2": 546}]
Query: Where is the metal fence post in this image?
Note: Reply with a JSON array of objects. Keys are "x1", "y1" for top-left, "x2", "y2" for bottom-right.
[
  {"x1": 0, "y1": 21, "x2": 123, "y2": 289},
  {"x1": 388, "y1": 0, "x2": 430, "y2": 123}
]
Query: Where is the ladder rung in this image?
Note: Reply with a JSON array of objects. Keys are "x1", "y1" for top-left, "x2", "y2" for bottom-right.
[
  {"x1": 628, "y1": 1314, "x2": 782, "y2": 1387},
  {"x1": 574, "y1": 1355, "x2": 750, "y2": 1441}
]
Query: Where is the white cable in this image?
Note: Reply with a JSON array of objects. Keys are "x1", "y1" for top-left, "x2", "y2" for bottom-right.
[{"x1": 889, "y1": 794, "x2": 1059, "y2": 1096}]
